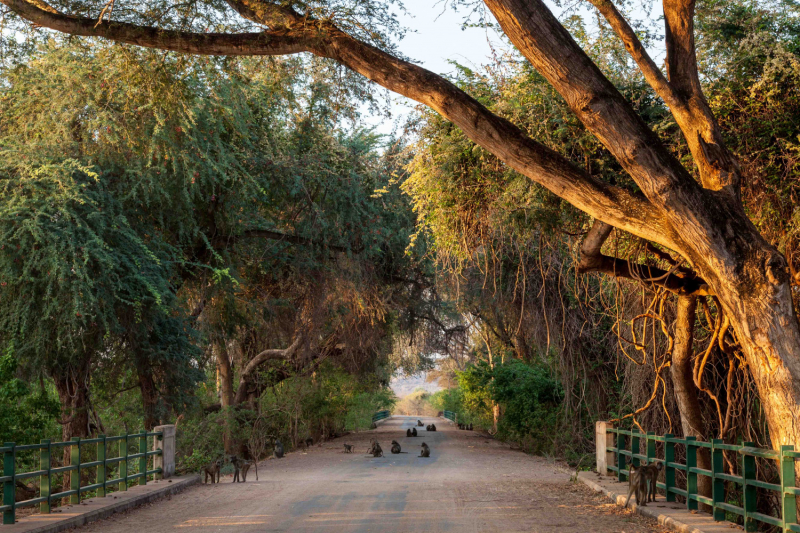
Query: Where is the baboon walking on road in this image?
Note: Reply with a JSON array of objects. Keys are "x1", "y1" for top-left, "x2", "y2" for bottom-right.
[
  {"x1": 624, "y1": 464, "x2": 648, "y2": 507},
  {"x1": 343, "y1": 444, "x2": 354, "y2": 453}
]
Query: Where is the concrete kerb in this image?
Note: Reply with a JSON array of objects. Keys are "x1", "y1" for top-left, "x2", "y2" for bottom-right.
[
  {"x1": 578, "y1": 471, "x2": 740, "y2": 533},
  {"x1": 3, "y1": 475, "x2": 200, "y2": 533}
]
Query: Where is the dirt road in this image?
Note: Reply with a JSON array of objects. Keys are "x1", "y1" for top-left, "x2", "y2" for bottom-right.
[{"x1": 80, "y1": 416, "x2": 665, "y2": 532}]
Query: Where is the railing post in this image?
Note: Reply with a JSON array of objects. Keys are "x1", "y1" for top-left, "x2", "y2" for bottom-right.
[
  {"x1": 780, "y1": 445, "x2": 797, "y2": 533},
  {"x1": 97, "y1": 435, "x2": 106, "y2": 497},
  {"x1": 595, "y1": 422, "x2": 614, "y2": 476},
  {"x1": 664, "y1": 434, "x2": 676, "y2": 502},
  {"x1": 742, "y1": 442, "x2": 757, "y2": 532},
  {"x1": 2, "y1": 442, "x2": 15, "y2": 525},
  {"x1": 70, "y1": 437, "x2": 81, "y2": 504},
  {"x1": 686, "y1": 436, "x2": 698, "y2": 511},
  {"x1": 139, "y1": 433, "x2": 147, "y2": 486},
  {"x1": 120, "y1": 435, "x2": 128, "y2": 491},
  {"x1": 617, "y1": 431, "x2": 627, "y2": 482},
  {"x1": 711, "y1": 439, "x2": 725, "y2": 521},
  {"x1": 153, "y1": 425, "x2": 175, "y2": 479},
  {"x1": 631, "y1": 428, "x2": 641, "y2": 468},
  {"x1": 40, "y1": 439, "x2": 51, "y2": 514}
]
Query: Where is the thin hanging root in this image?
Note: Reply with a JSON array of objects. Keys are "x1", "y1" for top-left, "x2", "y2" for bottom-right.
[
  {"x1": 610, "y1": 360, "x2": 670, "y2": 423},
  {"x1": 659, "y1": 374, "x2": 672, "y2": 433},
  {"x1": 693, "y1": 312, "x2": 726, "y2": 431}
]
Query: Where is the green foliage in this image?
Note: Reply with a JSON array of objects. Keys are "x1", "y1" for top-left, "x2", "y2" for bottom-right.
[{"x1": 0, "y1": 344, "x2": 60, "y2": 444}]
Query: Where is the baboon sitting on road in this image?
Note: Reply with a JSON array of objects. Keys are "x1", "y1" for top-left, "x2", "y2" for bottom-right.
[
  {"x1": 274, "y1": 440, "x2": 284, "y2": 459},
  {"x1": 419, "y1": 442, "x2": 430, "y2": 458},
  {"x1": 406, "y1": 428, "x2": 412, "y2": 437},
  {"x1": 390, "y1": 440, "x2": 407, "y2": 454}
]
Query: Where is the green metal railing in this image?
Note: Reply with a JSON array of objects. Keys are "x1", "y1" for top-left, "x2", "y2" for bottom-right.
[
  {"x1": 607, "y1": 427, "x2": 800, "y2": 532},
  {"x1": 443, "y1": 410, "x2": 457, "y2": 423},
  {"x1": 371, "y1": 410, "x2": 390, "y2": 424},
  {"x1": 1, "y1": 432, "x2": 164, "y2": 526}
]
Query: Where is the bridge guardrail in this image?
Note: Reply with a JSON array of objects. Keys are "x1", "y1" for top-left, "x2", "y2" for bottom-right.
[
  {"x1": 443, "y1": 410, "x2": 457, "y2": 423},
  {"x1": 371, "y1": 410, "x2": 390, "y2": 424},
  {"x1": 596, "y1": 421, "x2": 799, "y2": 532},
  {"x1": 1, "y1": 426, "x2": 173, "y2": 526}
]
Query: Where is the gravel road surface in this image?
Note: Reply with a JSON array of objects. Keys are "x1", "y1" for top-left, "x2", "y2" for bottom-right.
[{"x1": 79, "y1": 416, "x2": 666, "y2": 532}]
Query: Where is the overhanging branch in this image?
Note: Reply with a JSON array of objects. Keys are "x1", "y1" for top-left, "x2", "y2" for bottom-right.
[{"x1": 578, "y1": 220, "x2": 710, "y2": 296}]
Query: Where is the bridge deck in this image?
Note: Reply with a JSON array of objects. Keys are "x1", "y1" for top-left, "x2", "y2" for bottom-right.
[{"x1": 75, "y1": 416, "x2": 665, "y2": 532}]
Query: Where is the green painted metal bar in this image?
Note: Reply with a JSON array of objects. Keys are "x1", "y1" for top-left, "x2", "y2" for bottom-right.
[
  {"x1": 717, "y1": 472, "x2": 743, "y2": 484},
  {"x1": 781, "y1": 445, "x2": 797, "y2": 533},
  {"x1": 40, "y1": 439, "x2": 50, "y2": 514},
  {"x1": 120, "y1": 434, "x2": 128, "y2": 491},
  {"x1": 630, "y1": 429, "x2": 640, "y2": 468},
  {"x1": 139, "y1": 433, "x2": 147, "y2": 486},
  {"x1": 70, "y1": 437, "x2": 81, "y2": 505},
  {"x1": 741, "y1": 447, "x2": 779, "y2": 459},
  {"x1": 692, "y1": 494, "x2": 714, "y2": 507},
  {"x1": 748, "y1": 479, "x2": 781, "y2": 491},
  {"x1": 664, "y1": 433, "x2": 675, "y2": 503},
  {"x1": 711, "y1": 439, "x2": 724, "y2": 521},
  {"x1": 685, "y1": 436, "x2": 698, "y2": 511},
  {"x1": 751, "y1": 511, "x2": 782, "y2": 528},
  {"x1": 617, "y1": 431, "x2": 626, "y2": 482},
  {"x1": 669, "y1": 486, "x2": 688, "y2": 498},
  {"x1": 15, "y1": 469, "x2": 48, "y2": 481},
  {"x1": 742, "y1": 441, "x2": 757, "y2": 532},
  {"x1": 97, "y1": 435, "x2": 106, "y2": 498},
  {"x1": 787, "y1": 524, "x2": 800, "y2": 533},
  {"x1": 2, "y1": 442, "x2": 15, "y2": 525}
]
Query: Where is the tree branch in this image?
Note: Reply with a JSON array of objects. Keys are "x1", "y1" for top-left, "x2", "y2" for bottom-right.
[
  {"x1": 0, "y1": 0, "x2": 671, "y2": 248},
  {"x1": 587, "y1": 0, "x2": 740, "y2": 193},
  {"x1": 1, "y1": 0, "x2": 312, "y2": 55},
  {"x1": 577, "y1": 219, "x2": 710, "y2": 295}
]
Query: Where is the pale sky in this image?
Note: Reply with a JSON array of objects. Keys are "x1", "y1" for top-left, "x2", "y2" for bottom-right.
[{"x1": 367, "y1": 0, "x2": 506, "y2": 133}]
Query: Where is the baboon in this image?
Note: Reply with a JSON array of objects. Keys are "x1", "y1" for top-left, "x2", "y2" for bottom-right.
[
  {"x1": 425, "y1": 424, "x2": 431, "y2": 431},
  {"x1": 366, "y1": 438, "x2": 378, "y2": 454},
  {"x1": 430, "y1": 424, "x2": 437, "y2": 431},
  {"x1": 305, "y1": 437, "x2": 313, "y2": 449},
  {"x1": 641, "y1": 462, "x2": 663, "y2": 502},
  {"x1": 467, "y1": 423, "x2": 473, "y2": 431},
  {"x1": 230, "y1": 456, "x2": 258, "y2": 482},
  {"x1": 274, "y1": 440, "x2": 284, "y2": 459},
  {"x1": 458, "y1": 423, "x2": 464, "y2": 430},
  {"x1": 240, "y1": 461, "x2": 257, "y2": 482},
  {"x1": 406, "y1": 428, "x2": 412, "y2": 437},
  {"x1": 343, "y1": 444, "x2": 354, "y2": 453},
  {"x1": 624, "y1": 464, "x2": 648, "y2": 507},
  {"x1": 202, "y1": 458, "x2": 222, "y2": 484},
  {"x1": 367, "y1": 442, "x2": 383, "y2": 457},
  {"x1": 390, "y1": 440, "x2": 407, "y2": 454},
  {"x1": 370, "y1": 422, "x2": 378, "y2": 429},
  {"x1": 419, "y1": 442, "x2": 430, "y2": 458},
  {"x1": 417, "y1": 420, "x2": 423, "y2": 427},
  {"x1": 412, "y1": 428, "x2": 417, "y2": 437}
]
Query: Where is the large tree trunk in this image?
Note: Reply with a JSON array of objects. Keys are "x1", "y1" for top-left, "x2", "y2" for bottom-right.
[
  {"x1": 135, "y1": 355, "x2": 159, "y2": 430},
  {"x1": 212, "y1": 340, "x2": 235, "y2": 453},
  {"x1": 50, "y1": 357, "x2": 92, "y2": 495}
]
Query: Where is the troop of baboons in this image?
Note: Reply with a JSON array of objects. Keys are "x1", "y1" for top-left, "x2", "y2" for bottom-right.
[
  {"x1": 204, "y1": 418, "x2": 447, "y2": 483},
  {"x1": 458, "y1": 423, "x2": 473, "y2": 430}
]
